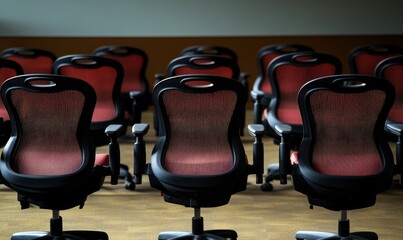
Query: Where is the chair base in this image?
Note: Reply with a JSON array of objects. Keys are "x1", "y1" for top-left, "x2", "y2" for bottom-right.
[
  {"x1": 11, "y1": 230, "x2": 109, "y2": 240},
  {"x1": 158, "y1": 230, "x2": 237, "y2": 240},
  {"x1": 261, "y1": 163, "x2": 280, "y2": 191},
  {"x1": 119, "y1": 164, "x2": 135, "y2": 190},
  {"x1": 295, "y1": 230, "x2": 378, "y2": 240}
]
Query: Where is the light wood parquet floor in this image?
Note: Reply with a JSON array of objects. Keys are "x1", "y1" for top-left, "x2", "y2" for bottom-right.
[{"x1": 1, "y1": 110, "x2": 403, "y2": 239}]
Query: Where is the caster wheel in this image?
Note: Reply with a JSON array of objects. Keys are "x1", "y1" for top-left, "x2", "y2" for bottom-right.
[
  {"x1": 125, "y1": 181, "x2": 136, "y2": 190},
  {"x1": 261, "y1": 183, "x2": 273, "y2": 192}
]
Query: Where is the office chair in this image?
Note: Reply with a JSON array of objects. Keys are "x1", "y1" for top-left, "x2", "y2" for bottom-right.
[
  {"x1": 153, "y1": 54, "x2": 247, "y2": 137},
  {"x1": 291, "y1": 74, "x2": 395, "y2": 240},
  {"x1": 0, "y1": 74, "x2": 123, "y2": 240},
  {"x1": 94, "y1": 45, "x2": 151, "y2": 125},
  {"x1": 0, "y1": 47, "x2": 56, "y2": 74},
  {"x1": 54, "y1": 54, "x2": 136, "y2": 190},
  {"x1": 132, "y1": 75, "x2": 264, "y2": 240},
  {"x1": 348, "y1": 44, "x2": 403, "y2": 75},
  {"x1": 180, "y1": 45, "x2": 249, "y2": 93},
  {"x1": 262, "y1": 52, "x2": 342, "y2": 191},
  {"x1": 375, "y1": 55, "x2": 403, "y2": 185},
  {"x1": 0, "y1": 58, "x2": 23, "y2": 146},
  {"x1": 250, "y1": 44, "x2": 314, "y2": 133}
]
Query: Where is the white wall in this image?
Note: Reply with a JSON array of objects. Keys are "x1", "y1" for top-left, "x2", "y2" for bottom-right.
[{"x1": 1, "y1": 0, "x2": 402, "y2": 37}]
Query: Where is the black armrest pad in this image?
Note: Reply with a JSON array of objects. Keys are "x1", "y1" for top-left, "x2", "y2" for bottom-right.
[
  {"x1": 129, "y1": 91, "x2": 141, "y2": 99},
  {"x1": 386, "y1": 123, "x2": 403, "y2": 137},
  {"x1": 274, "y1": 124, "x2": 292, "y2": 136},
  {"x1": 248, "y1": 124, "x2": 265, "y2": 137},
  {"x1": 105, "y1": 124, "x2": 125, "y2": 137},
  {"x1": 132, "y1": 123, "x2": 150, "y2": 136}
]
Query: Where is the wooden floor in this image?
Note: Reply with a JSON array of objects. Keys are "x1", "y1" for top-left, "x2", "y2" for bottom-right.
[{"x1": 1, "y1": 110, "x2": 403, "y2": 239}]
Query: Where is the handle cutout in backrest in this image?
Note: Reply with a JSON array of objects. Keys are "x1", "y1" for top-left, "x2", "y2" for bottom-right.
[
  {"x1": 24, "y1": 77, "x2": 56, "y2": 88},
  {"x1": 181, "y1": 78, "x2": 214, "y2": 88},
  {"x1": 332, "y1": 78, "x2": 366, "y2": 88},
  {"x1": 110, "y1": 47, "x2": 128, "y2": 55},
  {"x1": 293, "y1": 54, "x2": 318, "y2": 63},
  {"x1": 190, "y1": 57, "x2": 216, "y2": 66},
  {"x1": 72, "y1": 57, "x2": 97, "y2": 66},
  {"x1": 369, "y1": 46, "x2": 390, "y2": 54},
  {"x1": 277, "y1": 47, "x2": 299, "y2": 54},
  {"x1": 16, "y1": 49, "x2": 35, "y2": 57}
]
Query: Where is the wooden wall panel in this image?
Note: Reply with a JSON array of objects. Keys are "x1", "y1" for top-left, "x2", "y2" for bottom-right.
[{"x1": 1, "y1": 35, "x2": 403, "y2": 108}]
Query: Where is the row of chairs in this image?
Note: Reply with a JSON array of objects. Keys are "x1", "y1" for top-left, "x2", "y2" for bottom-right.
[
  {"x1": 0, "y1": 72, "x2": 396, "y2": 240},
  {"x1": 0, "y1": 44, "x2": 402, "y2": 239}
]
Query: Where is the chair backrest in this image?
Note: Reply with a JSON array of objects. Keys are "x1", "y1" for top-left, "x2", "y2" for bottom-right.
[
  {"x1": 0, "y1": 47, "x2": 56, "y2": 74},
  {"x1": 180, "y1": 45, "x2": 238, "y2": 62},
  {"x1": 296, "y1": 75, "x2": 394, "y2": 200},
  {"x1": 167, "y1": 55, "x2": 240, "y2": 80},
  {"x1": 349, "y1": 44, "x2": 403, "y2": 75},
  {"x1": 0, "y1": 74, "x2": 96, "y2": 188},
  {"x1": 153, "y1": 75, "x2": 247, "y2": 178},
  {"x1": 268, "y1": 52, "x2": 342, "y2": 127},
  {"x1": 94, "y1": 45, "x2": 149, "y2": 94},
  {"x1": 253, "y1": 44, "x2": 315, "y2": 95},
  {"x1": 375, "y1": 55, "x2": 403, "y2": 123},
  {"x1": 0, "y1": 59, "x2": 23, "y2": 121},
  {"x1": 54, "y1": 54, "x2": 124, "y2": 126}
]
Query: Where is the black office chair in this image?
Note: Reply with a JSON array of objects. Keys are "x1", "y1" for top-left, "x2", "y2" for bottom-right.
[
  {"x1": 0, "y1": 58, "x2": 23, "y2": 146},
  {"x1": 0, "y1": 47, "x2": 56, "y2": 74},
  {"x1": 291, "y1": 74, "x2": 395, "y2": 240},
  {"x1": 348, "y1": 44, "x2": 403, "y2": 75},
  {"x1": 375, "y1": 55, "x2": 403, "y2": 185},
  {"x1": 54, "y1": 54, "x2": 136, "y2": 190},
  {"x1": 179, "y1": 45, "x2": 250, "y2": 93},
  {"x1": 94, "y1": 45, "x2": 151, "y2": 125},
  {"x1": 132, "y1": 75, "x2": 264, "y2": 240},
  {"x1": 250, "y1": 44, "x2": 314, "y2": 130},
  {"x1": 262, "y1": 52, "x2": 342, "y2": 191},
  {"x1": 0, "y1": 74, "x2": 123, "y2": 239}
]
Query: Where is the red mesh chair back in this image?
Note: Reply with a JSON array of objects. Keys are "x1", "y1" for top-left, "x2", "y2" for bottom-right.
[
  {"x1": 151, "y1": 74, "x2": 248, "y2": 198},
  {"x1": 375, "y1": 55, "x2": 403, "y2": 123},
  {"x1": 167, "y1": 55, "x2": 240, "y2": 80},
  {"x1": 268, "y1": 52, "x2": 342, "y2": 127},
  {"x1": 253, "y1": 44, "x2": 314, "y2": 96},
  {"x1": 296, "y1": 74, "x2": 395, "y2": 206},
  {"x1": 1, "y1": 74, "x2": 96, "y2": 185},
  {"x1": 180, "y1": 45, "x2": 238, "y2": 62},
  {"x1": 54, "y1": 55, "x2": 124, "y2": 126},
  {"x1": 0, "y1": 47, "x2": 56, "y2": 74},
  {"x1": 0, "y1": 59, "x2": 23, "y2": 122},
  {"x1": 94, "y1": 45, "x2": 148, "y2": 94},
  {"x1": 94, "y1": 46, "x2": 150, "y2": 124},
  {"x1": 349, "y1": 44, "x2": 403, "y2": 75},
  {"x1": 291, "y1": 74, "x2": 395, "y2": 239}
]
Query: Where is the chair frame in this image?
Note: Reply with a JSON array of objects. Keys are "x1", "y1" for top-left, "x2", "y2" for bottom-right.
[
  {"x1": 251, "y1": 44, "x2": 314, "y2": 126},
  {"x1": 292, "y1": 74, "x2": 395, "y2": 240},
  {"x1": 262, "y1": 52, "x2": 343, "y2": 191},
  {"x1": 133, "y1": 74, "x2": 264, "y2": 240},
  {"x1": 94, "y1": 45, "x2": 151, "y2": 124},
  {"x1": 0, "y1": 74, "x2": 123, "y2": 240}
]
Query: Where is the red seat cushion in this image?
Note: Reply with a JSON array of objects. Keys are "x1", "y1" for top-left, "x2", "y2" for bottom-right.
[{"x1": 95, "y1": 153, "x2": 109, "y2": 166}]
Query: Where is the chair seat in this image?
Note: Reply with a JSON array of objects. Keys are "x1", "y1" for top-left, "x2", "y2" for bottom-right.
[{"x1": 96, "y1": 153, "x2": 109, "y2": 166}]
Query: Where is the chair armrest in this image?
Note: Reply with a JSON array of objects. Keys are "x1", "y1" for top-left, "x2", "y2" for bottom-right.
[
  {"x1": 104, "y1": 124, "x2": 125, "y2": 185},
  {"x1": 239, "y1": 72, "x2": 250, "y2": 91},
  {"x1": 274, "y1": 124, "x2": 295, "y2": 185},
  {"x1": 250, "y1": 90, "x2": 271, "y2": 124},
  {"x1": 386, "y1": 123, "x2": 403, "y2": 137},
  {"x1": 129, "y1": 91, "x2": 142, "y2": 99},
  {"x1": 248, "y1": 124, "x2": 265, "y2": 184},
  {"x1": 132, "y1": 123, "x2": 150, "y2": 184}
]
